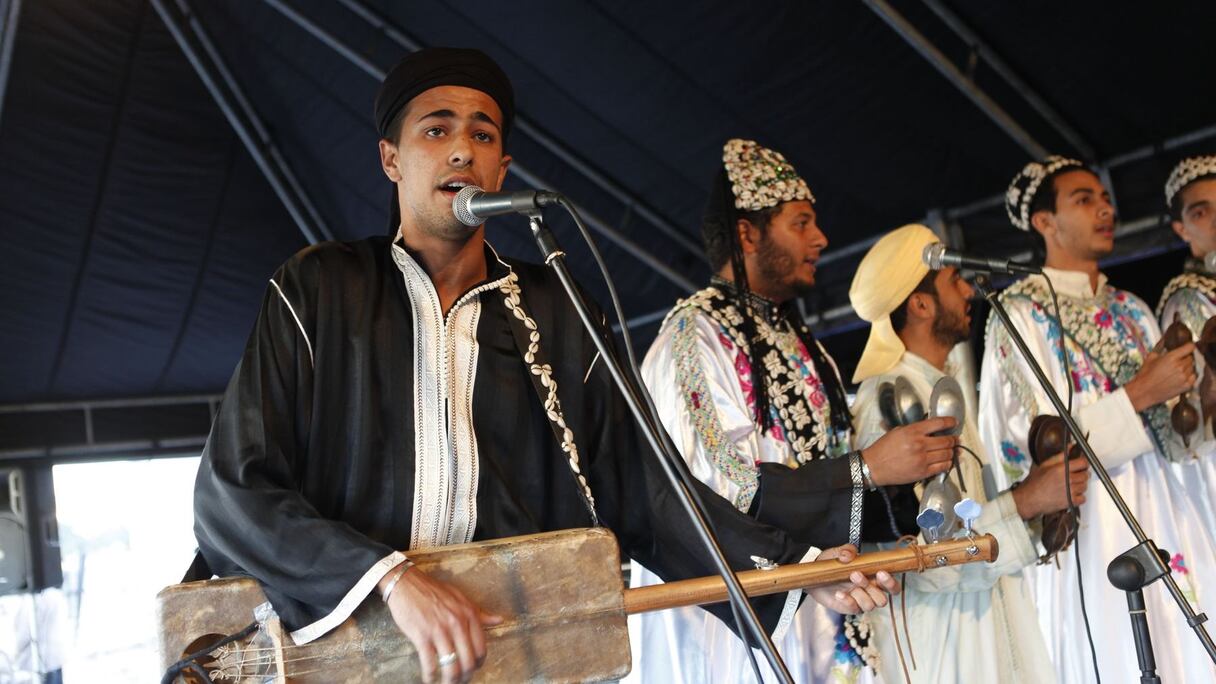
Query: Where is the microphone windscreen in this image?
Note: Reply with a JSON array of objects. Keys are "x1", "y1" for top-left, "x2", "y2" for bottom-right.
[
  {"x1": 452, "y1": 185, "x2": 485, "y2": 227},
  {"x1": 923, "y1": 242, "x2": 946, "y2": 269}
]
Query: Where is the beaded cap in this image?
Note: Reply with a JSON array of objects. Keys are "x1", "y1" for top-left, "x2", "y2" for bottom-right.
[
  {"x1": 1165, "y1": 155, "x2": 1216, "y2": 207},
  {"x1": 722, "y1": 138, "x2": 814, "y2": 212},
  {"x1": 1005, "y1": 155, "x2": 1086, "y2": 231}
]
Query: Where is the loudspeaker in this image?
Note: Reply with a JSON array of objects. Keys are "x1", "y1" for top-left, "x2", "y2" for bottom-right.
[{"x1": 0, "y1": 465, "x2": 62, "y2": 595}]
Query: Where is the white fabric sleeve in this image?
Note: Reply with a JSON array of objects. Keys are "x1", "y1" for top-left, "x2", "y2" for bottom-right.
[
  {"x1": 642, "y1": 312, "x2": 767, "y2": 510},
  {"x1": 289, "y1": 550, "x2": 408, "y2": 644},
  {"x1": 850, "y1": 377, "x2": 886, "y2": 451},
  {"x1": 978, "y1": 299, "x2": 1152, "y2": 490},
  {"x1": 1076, "y1": 388, "x2": 1154, "y2": 470}
]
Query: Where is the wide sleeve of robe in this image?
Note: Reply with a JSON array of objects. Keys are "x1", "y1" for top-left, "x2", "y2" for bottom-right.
[
  {"x1": 640, "y1": 307, "x2": 872, "y2": 549},
  {"x1": 193, "y1": 246, "x2": 403, "y2": 639}
]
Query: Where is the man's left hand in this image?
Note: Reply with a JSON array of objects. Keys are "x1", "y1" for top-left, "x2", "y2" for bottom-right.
[{"x1": 805, "y1": 544, "x2": 899, "y2": 614}]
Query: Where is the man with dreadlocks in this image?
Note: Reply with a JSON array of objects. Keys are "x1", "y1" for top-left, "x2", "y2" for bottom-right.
[
  {"x1": 978, "y1": 155, "x2": 1216, "y2": 683},
  {"x1": 1157, "y1": 154, "x2": 1216, "y2": 534},
  {"x1": 627, "y1": 140, "x2": 959, "y2": 683}
]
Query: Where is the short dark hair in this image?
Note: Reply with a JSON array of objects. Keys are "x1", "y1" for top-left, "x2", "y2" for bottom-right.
[
  {"x1": 1025, "y1": 167, "x2": 1100, "y2": 262},
  {"x1": 890, "y1": 270, "x2": 939, "y2": 333},
  {"x1": 385, "y1": 107, "x2": 409, "y2": 145},
  {"x1": 1170, "y1": 193, "x2": 1186, "y2": 222}
]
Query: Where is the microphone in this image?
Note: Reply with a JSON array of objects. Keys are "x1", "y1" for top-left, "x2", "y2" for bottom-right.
[
  {"x1": 922, "y1": 243, "x2": 1041, "y2": 275},
  {"x1": 452, "y1": 185, "x2": 563, "y2": 226}
]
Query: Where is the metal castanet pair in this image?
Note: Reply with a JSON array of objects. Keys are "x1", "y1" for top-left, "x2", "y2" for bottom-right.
[
  {"x1": 878, "y1": 375, "x2": 977, "y2": 541},
  {"x1": 1160, "y1": 312, "x2": 1216, "y2": 447}
]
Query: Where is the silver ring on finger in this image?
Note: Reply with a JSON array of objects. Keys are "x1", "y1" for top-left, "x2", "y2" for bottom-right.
[{"x1": 438, "y1": 651, "x2": 459, "y2": 668}]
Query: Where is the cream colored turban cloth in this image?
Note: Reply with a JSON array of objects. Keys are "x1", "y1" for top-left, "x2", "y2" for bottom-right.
[{"x1": 849, "y1": 224, "x2": 941, "y2": 383}]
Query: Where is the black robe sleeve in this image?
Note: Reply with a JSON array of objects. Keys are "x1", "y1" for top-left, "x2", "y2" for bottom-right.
[
  {"x1": 748, "y1": 461, "x2": 920, "y2": 544},
  {"x1": 193, "y1": 252, "x2": 394, "y2": 625}
]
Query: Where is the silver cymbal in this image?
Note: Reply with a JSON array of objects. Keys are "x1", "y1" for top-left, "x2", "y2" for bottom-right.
[
  {"x1": 929, "y1": 376, "x2": 965, "y2": 436},
  {"x1": 893, "y1": 376, "x2": 926, "y2": 426}
]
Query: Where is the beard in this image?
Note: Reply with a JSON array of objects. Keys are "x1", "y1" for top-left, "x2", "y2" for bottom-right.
[
  {"x1": 932, "y1": 306, "x2": 970, "y2": 347},
  {"x1": 755, "y1": 236, "x2": 812, "y2": 299}
]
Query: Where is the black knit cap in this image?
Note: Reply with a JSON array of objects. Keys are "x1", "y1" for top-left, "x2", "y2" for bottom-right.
[{"x1": 373, "y1": 47, "x2": 515, "y2": 141}]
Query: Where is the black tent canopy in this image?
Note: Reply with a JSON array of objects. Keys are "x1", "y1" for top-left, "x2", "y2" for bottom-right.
[{"x1": 1, "y1": 0, "x2": 1212, "y2": 460}]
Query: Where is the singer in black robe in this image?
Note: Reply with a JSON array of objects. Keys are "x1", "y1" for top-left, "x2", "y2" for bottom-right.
[
  {"x1": 193, "y1": 47, "x2": 886, "y2": 651},
  {"x1": 193, "y1": 234, "x2": 869, "y2": 642}
]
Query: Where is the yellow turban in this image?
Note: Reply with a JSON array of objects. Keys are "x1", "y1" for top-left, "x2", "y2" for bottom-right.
[{"x1": 849, "y1": 224, "x2": 941, "y2": 383}]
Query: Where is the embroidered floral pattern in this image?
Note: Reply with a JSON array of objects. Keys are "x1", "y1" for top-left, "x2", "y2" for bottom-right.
[
  {"x1": 831, "y1": 626, "x2": 864, "y2": 683},
  {"x1": 1001, "y1": 440, "x2": 1029, "y2": 481},
  {"x1": 842, "y1": 613, "x2": 879, "y2": 674},
  {"x1": 499, "y1": 272, "x2": 598, "y2": 521},
  {"x1": 666, "y1": 286, "x2": 840, "y2": 466},
  {"x1": 670, "y1": 311, "x2": 760, "y2": 509},
  {"x1": 1171, "y1": 553, "x2": 1200, "y2": 604},
  {"x1": 991, "y1": 276, "x2": 1182, "y2": 463}
]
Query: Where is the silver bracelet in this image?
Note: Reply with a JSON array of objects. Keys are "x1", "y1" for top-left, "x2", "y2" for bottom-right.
[
  {"x1": 381, "y1": 560, "x2": 415, "y2": 604},
  {"x1": 858, "y1": 454, "x2": 878, "y2": 492}
]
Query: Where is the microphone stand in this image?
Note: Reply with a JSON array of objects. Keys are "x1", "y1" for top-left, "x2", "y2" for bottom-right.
[
  {"x1": 972, "y1": 273, "x2": 1216, "y2": 673},
  {"x1": 524, "y1": 210, "x2": 795, "y2": 683}
]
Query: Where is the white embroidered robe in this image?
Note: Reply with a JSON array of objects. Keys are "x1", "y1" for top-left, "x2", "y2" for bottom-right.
[
  {"x1": 1157, "y1": 268, "x2": 1216, "y2": 535},
  {"x1": 854, "y1": 351, "x2": 1054, "y2": 683},
  {"x1": 977, "y1": 267, "x2": 1216, "y2": 684},
  {"x1": 626, "y1": 288, "x2": 857, "y2": 683}
]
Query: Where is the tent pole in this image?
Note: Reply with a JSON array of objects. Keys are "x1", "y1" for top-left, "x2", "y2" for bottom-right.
[
  {"x1": 0, "y1": 0, "x2": 22, "y2": 129},
  {"x1": 861, "y1": 0, "x2": 1048, "y2": 159},
  {"x1": 919, "y1": 0, "x2": 1095, "y2": 159},
  {"x1": 150, "y1": 0, "x2": 334, "y2": 245}
]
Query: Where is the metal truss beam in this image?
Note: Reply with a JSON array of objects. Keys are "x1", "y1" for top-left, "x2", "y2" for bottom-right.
[
  {"x1": 0, "y1": 0, "x2": 21, "y2": 128},
  {"x1": 862, "y1": 0, "x2": 1047, "y2": 159},
  {"x1": 0, "y1": 393, "x2": 221, "y2": 463},
  {"x1": 945, "y1": 122, "x2": 1216, "y2": 222},
  {"x1": 151, "y1": 0, "x2": 335, "y2": 245},
  {"x1": 330, "y1": 0, "x2": 706, "y2": 263},
  {"x1": 919, "y1": 0, "x2": 1095, "y2": 159}
]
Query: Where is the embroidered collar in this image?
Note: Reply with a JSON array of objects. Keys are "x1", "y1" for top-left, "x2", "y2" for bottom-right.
[
  {"x1": 390, "y1": 235, "x2": 514, "y2": 297},
  {"x1": 670, "y1": 285, "x2": 848, "y2": 464},
  {"x1": 710, "y1": 275, "x2": 787, "y2": 324},
  {"x1": 388, "y1": 232, "x2": 600, "y2": 525},
  {"x1": 1026, "y1": 266, "x2": 1110, "y2": 301}
]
